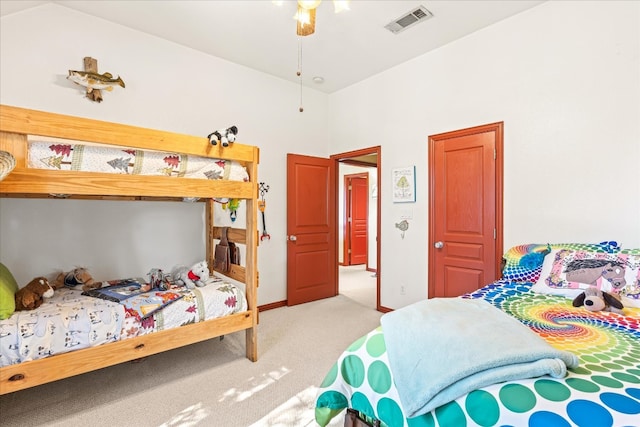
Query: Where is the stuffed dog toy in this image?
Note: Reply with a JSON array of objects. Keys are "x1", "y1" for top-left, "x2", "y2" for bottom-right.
[
  {"x1": 171, "y1": 261, "x2": 209, "y2": 289},
  {"x1": 207, "y1": 126, "x2": 238, "y2": 147},
  {"x1": 572, "y1": 286, "x2": 624, "y2": 314},
  {"x1": 15, "y1": 277, "x2": 54, "y2": 311},
  {"x1": 52, "y1": 268, "x2": 99, "y2": 291}
]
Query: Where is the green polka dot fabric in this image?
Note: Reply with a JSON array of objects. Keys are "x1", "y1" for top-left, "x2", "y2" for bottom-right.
[{"x1": 315, "y1": 281, "x2": 640, "y2": 427}]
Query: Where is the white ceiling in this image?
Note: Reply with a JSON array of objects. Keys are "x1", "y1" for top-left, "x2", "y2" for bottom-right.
[{"x1": 1, "y1": 0, "x2": 545, "y2": 93}]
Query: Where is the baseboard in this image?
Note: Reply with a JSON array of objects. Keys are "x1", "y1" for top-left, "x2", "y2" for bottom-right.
[
  {"x1": 258, "y1": 300, "x2": 287, "y2": 312},
  {"x1": 260, "y1": 298, "x2": 387, "y2": 314}
]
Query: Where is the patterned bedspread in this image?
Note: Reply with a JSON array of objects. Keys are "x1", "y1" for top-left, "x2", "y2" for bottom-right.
[
  {"x1": 315, "y1": 281, "x2": 640, "y2": 427},
  {"x1": 119, "y1": 278, "x2": 247, "y2": 339},
  {"x1": 28, "y1": 139, "x2": 249, "y2": 181},
  {"x1": 0, "y1": 278, "x2": 247, "y2": 367},
  {"x1": 0, "y1": 288, "x2": 124, "y2": 366}
]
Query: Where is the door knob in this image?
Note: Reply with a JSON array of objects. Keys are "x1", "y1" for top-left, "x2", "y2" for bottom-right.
[
  {"x1": 434, "y1": 241, "x2": 444, "y2": 249},
  {"x1": 289, "y1": 235, "x2": 297, "y2": 241}
]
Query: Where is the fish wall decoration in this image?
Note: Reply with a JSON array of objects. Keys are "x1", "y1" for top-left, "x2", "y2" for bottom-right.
[
  {"x1": 67, "y1": 70, "x2": 125, "y2": 92},
  {"x1": 67, "y1": 57, "x2": 125, "y2": 102}
]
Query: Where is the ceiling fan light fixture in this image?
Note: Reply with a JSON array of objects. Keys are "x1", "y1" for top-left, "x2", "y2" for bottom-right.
[
  {"x1": 296, "y1": 4, "x2": 316, "y2": 36},
  {"x1": 333, "y1": 0, "x2": 350, "y2": 13},
  {"x1": 294, "y1": 8, "x2": 310, "y2": 25},
  {"x1": 298, "y1": 0, "x2": 322, "y2": 10}
]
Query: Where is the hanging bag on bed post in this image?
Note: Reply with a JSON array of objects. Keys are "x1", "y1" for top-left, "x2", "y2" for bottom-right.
[
  {"x1": 344, "y1": 409, "x2": 380, "y2": 427},
  {"x1": 228, "y1": 240, "x2": 241, "y2": 265},
  {"x1": 214, "y1": 227, "x2": 231, "y2": 273}
]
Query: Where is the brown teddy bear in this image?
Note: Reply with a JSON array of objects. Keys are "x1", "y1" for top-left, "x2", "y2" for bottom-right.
[
  {"x1": 15, "y1": 277, "x2": 54, "y2": 311},
  {"x1": 52, "y1": 268, "x2": 100, "y2": 291}
]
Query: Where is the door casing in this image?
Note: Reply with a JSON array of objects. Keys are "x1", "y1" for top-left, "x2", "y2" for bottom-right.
[{"x1": 332, "y1": 147, "x2": 381, "y2": 311}]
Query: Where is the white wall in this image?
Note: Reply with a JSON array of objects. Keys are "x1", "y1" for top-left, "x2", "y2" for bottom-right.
[
  {"x1": 0, "y1": 4, "x2": 329, "y2": 305},
  {"x1": 328, "y1": 1, "x2": 640, "y2": 308}
]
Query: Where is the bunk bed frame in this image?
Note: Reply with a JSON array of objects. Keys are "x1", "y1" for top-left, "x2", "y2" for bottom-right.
[{"x1": 0, "y1": 104, "x2": 259, "y2": 394}]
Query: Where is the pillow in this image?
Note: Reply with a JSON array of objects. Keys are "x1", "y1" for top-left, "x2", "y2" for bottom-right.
[
  {"x1": 502, "y1": 241, "x2": 620, "y2": 283},
  {"x1": 0, "y1": 263, "x2": 19, "y2": 320},
  {"x1": 502, "y1": 244, "x2": 551, "y2": 283},
  {"x1": 532, "y1": 249, "x2": 640, "y2": 308}
]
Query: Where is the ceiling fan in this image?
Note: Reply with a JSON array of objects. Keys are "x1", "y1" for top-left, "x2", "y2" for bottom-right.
[
  {"x1": 274, "y1": 1, "x2": 350, "y2": 36},
  {"x1": 274, "y1": 1, "x2": 350, "y2": 111}
]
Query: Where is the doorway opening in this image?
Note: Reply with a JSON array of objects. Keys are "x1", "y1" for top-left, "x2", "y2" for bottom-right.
[
  {"x1": 343, "y1": 173, "x2": 369, "y2": 267},
  {"x1": 332, "y1": 147, "x2": 381, "y2": 310}
]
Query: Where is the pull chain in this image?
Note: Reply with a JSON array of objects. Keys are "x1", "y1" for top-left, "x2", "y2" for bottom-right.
[{"x1": 297, "y1": 38, "x2": 304, "y2": 112}]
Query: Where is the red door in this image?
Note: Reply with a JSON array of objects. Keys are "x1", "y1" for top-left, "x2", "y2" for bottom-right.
[
  {"x1": 286, "y1": 154, "x2": 337, "y2": 305},
  {"x1": 345, "y1": 175, "x2": 368, "y2": 265},
  {"x1": 428, "y1": 123, "x2": 503, "y2": 298}
]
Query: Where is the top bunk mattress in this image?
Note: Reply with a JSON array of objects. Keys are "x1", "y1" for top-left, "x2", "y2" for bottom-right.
[{"x1": 27, "y1": 138, "x2": 249, "y2": 182}]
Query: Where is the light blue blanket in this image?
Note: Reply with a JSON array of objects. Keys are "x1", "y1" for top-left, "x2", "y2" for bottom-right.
[{"x1": 380, "y1": 298, "x2": 579, "y2": 418}]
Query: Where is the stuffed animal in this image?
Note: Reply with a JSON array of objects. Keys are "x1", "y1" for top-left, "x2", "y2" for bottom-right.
[
  {"x1": 572, "y1": 286, "x2": 624, "y2": 314},
  {"x1": 171, "y1": 261, "x2": 210, "y2": 289},
  {"x1": 52, "y1": 268, "x2": 100, "y2": 291},
  {"x1": 207, "y1": 126, "x2": 238, "y2": 147},
  {"x1": 15, "y1": 277, "x2": 54, "y2": 311},
  {"x1": 146, "y1": 268, "x2": 171, "y2": 291}
]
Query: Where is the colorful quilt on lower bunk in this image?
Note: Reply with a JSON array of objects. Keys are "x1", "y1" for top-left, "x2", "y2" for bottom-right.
[
  {"x1": 0, "y1": 277, "x2": 246, "y2": 367},
  {"x1": 315, "y1": 281, "x2": 640, "y2": 427}
]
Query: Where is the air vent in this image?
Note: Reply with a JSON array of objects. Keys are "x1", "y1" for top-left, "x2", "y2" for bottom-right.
[{"x1": 384, "y1": 5, "x2": 433, "y2": 34}]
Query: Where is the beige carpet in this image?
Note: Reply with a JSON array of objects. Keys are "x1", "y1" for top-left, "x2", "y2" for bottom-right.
[
  {"x1": 0, "y1": 294, "x2": 382, "y2": 427},
  {"x1": 339, "y1": 265, "x2": 377, "y2": 309}
]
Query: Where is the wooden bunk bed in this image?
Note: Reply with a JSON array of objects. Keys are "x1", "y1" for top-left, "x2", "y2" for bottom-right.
[{"x1": 0, "y1": 104, "x2": 259, "y2": 394}]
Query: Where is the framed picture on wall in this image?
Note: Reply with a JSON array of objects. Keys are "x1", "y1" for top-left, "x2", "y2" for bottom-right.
[{"x1": 392, "y1": 166, "x2": 416, "y2": 203}]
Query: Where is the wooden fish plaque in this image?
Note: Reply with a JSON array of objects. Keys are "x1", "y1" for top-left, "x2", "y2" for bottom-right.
[
  {"x1": 84, "y1": 57, "x2": 102, "y2": 102},
  {"x1": 67, "y1": 57, "x2": 125, "y2": 103}
]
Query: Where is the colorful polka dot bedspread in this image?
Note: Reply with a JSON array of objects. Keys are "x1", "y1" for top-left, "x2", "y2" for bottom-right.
[{"x1": 315, "y1": 281, "x2": 640, "y2": 427}]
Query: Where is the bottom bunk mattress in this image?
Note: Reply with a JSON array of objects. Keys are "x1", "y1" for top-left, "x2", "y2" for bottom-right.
[
  {"x1": 0, "y1": 277, "x2": 246, "y2": 367},
  {"x1": 315, "y1": 281, "x2": 640, "y2": 427}
]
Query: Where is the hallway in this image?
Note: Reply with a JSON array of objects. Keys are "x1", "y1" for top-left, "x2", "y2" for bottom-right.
[{"x1": 339, "y1": 265, "x2": 377, "y2": 309}]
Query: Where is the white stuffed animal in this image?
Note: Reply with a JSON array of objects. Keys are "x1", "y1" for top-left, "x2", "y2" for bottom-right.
[
  {"x1": 171, "y1": 261, "x2": 210, "y2": 289},
  {"x1": 207, "y1": 126, "x2": 238, "y2": 147}
]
